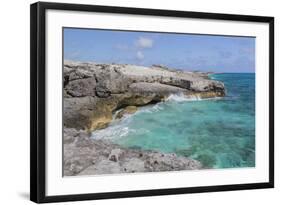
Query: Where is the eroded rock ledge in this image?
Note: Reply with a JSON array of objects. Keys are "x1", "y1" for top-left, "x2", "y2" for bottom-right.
[{"x1": 64, "y1": 61, "x2": 225, "y2": 131}]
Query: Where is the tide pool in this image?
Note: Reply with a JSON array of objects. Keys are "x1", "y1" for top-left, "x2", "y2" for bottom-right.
[{"x1": 92, "y1": 73, "x2": 255, "y2": 169}]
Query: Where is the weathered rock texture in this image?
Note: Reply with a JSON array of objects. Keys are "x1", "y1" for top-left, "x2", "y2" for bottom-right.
[
  {"x1": 63, "y1": 61, "x2": 225, "y2": 176},
  {"x1": 115, "y1": 106, "x2": 138, "y2": 119},
  {"x1": 64, "y1": 128, "x2": 202, "y2": 176},
  {"x1": 64, "y1": 61, "x2": 225, "y2": 131}
]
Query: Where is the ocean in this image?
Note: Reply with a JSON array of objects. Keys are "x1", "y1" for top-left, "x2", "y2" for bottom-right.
[{"x1": 92, "y1": 73, "x2": 255, "y2": 169}]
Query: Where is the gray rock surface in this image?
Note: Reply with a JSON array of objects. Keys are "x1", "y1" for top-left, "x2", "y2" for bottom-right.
[
  {"x1": 65, "y1": 77, "x2": 96, "y2": 97},
  {"x1": 64, "y1": 128, "x2": 202, "y2": 176},
  {"x1": 129, "y1": 82, "x2": 188, "y2": 95}
]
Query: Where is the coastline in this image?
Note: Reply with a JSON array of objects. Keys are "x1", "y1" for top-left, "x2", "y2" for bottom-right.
[
  {"x1": 63, "y1": 61, "x2": 226, "y2": 176},
  {"x1": 64, "y1": 128, "x2": 202, "y2": 176}
]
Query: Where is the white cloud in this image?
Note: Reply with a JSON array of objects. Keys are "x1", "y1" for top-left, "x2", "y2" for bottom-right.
[
  {"x1": 135, "y1": 37, "x2": 153, "y2": 49},
  {"x1": 136, "y1": 51, "x2": 144, "y2": 60}
]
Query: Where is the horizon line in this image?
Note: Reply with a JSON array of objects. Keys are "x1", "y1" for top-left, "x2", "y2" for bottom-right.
[{"x1": 63, "y1": 59, "x2": 255, "y2": 73}]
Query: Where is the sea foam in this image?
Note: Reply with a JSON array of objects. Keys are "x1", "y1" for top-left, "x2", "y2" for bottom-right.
[
  {"x1": 166, "y1": 93, "x2": 224, "y2": 102},
  {"x1": 166, "y1": 93, "x2": 202, "y2": 102}
]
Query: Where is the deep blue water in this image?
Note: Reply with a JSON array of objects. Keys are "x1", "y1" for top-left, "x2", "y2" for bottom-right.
[{"x1": 92, "y1": 73, "x2": 255, "y2": 169}]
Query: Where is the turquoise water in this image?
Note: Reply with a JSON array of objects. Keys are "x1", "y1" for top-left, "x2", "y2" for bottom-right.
[{"x1": 92, "y1": 73, "x2": 255, "y2": 169}]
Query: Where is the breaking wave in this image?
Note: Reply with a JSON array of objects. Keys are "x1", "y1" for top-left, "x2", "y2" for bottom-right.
[
  {"x1": 166, "y1": 93, "x2": 222, "y2": 102},
  {"x1": 166, "y1": 93, "x2": 202, "y2": 102}
]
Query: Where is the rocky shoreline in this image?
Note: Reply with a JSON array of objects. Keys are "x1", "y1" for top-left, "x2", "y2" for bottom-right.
[
  {"x1": 63, "y1": 61, "x2": 225, "y2": 176},
  {"x1": 64, "y1": 128, "x2": 202, "y2": 176}
]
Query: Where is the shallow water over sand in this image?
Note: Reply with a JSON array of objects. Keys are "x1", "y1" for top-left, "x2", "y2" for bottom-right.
[{"x1": 92, "y1": 73, "x2": 255, "y2": 169}]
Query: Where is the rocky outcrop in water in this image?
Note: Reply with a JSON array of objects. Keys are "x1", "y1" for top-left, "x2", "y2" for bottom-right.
[{"x1": 64, "y1": 61, "x2": 225, "y2": 131}]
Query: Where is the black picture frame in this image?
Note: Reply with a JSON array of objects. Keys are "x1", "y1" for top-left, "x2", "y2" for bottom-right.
[{"x1": 30, "y1": 1, "x2": 274, "y2": 203}]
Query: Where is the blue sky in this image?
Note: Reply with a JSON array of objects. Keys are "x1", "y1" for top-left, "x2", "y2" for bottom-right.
[{"x1": 64, "y1": 28, "x2": 255, "y2": 73}]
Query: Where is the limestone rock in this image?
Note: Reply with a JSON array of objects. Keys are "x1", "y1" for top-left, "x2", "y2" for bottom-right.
[
  {"x1": 65, "y1": 77, "x2": 96, "y2": 97},
  {"x1": 122, "y1": 158, "x2": 146, "y2": 173},
  {"x1": 78, "y1": 160, "x2": 122, "y2": 175},
  {"x1": 64, "y1": 96, "x2": 98, "y2": 130},
  {"x1": 63, "y1": 128, "x2": 202, "y2": 176},
  {"x1": 108, "y1": 148, "x2": 123, "y2": 162},
  {"x1": 115, "y1": 106, "x2": 138, "y2": 119},
  {"x1": 129, "y1": 82, "x2": 187, "y2": 95}
]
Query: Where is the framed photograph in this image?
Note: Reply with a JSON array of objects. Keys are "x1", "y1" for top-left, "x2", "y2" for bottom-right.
[{"x1": 30, "y1": 2, "x2": 274, "y2": 203}]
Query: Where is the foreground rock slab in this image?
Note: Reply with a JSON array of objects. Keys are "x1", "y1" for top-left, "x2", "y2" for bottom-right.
[{"x1": 64, "y1": 128, "x2": 202, "y2": 176}]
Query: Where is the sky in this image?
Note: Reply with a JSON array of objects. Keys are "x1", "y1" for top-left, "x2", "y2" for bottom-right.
[{"x1": 64, "y1": 28, "x2": 255, "y2": 73}]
